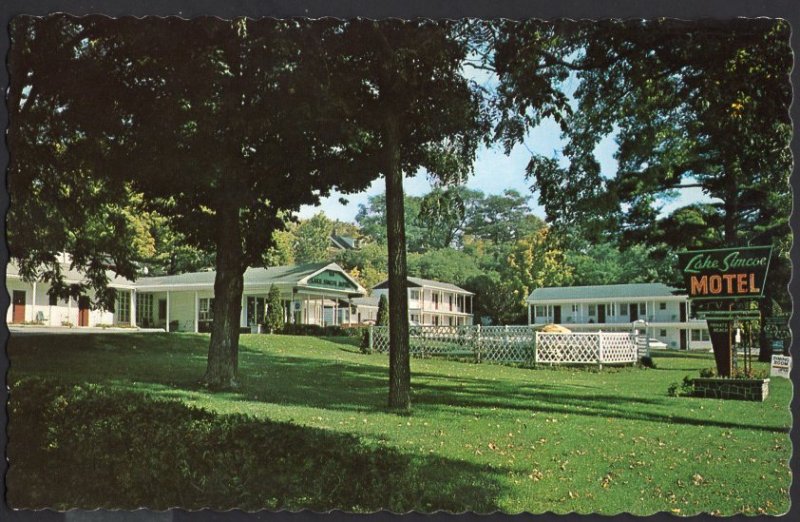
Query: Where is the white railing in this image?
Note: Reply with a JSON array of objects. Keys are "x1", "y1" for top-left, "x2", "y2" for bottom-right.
[{"x1": 369, "y1": 326, "x2": 638, "y2": 367}]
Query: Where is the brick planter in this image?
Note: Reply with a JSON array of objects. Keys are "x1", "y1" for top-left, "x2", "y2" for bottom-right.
[{"x1": 692, "y1": 378, "x2": 770, "y2": 401}]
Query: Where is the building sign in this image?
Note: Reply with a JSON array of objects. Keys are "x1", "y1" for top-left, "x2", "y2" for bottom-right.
[
  {"x1": 706, "y1": 318, "x2": 733, "y2": 377},
  {"x1": 770, "y1": 355, "x2": 791, "y2": 379},
  {"x1": 306, "y1": 270, "x2": 358, "y2": 291},
  {"x1": 678, "y1": 246, "x2": 772, "y2": 300}
]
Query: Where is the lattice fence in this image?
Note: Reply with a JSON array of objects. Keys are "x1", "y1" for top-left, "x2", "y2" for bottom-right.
[{"x1": 370, "y1": 326, "x2": 637, "y2": 366}]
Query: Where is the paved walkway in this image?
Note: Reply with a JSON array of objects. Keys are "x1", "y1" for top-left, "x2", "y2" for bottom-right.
[{"x1": 7, "y1": 326, "x2": 166, "y2": 335}]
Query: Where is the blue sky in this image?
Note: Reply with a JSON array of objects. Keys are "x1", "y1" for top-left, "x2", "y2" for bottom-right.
[
  {"x1": 297, "y1": 119, "x2": 714, "y2": 223},
  {"x1": 297, "y1": 61, "x2": 715, "y2": 224}
]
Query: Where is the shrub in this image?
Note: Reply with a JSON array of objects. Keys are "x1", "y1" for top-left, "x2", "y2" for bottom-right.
[
  {"x1": 667, "y1": 375, "x2": 695, "y2": 397},
  {"x1": 7, "y1": 378, "x2": 430, "y2": 511},
  {"x1": 376, "y1": 294, "x2": 389, "y2": 326},
  {"x1": 639, "y1": 356, "x2": 656, "y2": 368},
  {"x1": 699, "y1": 367, "x2": 717, "y2": 378},
  {"x1": 264, "y1": 285, "x2": 284, "y2": 333}
]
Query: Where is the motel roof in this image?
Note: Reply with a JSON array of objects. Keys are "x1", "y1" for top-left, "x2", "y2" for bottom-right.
[
  {"x1": 372, "y1": 276, "x2": 474, "y2": 295},
  {"x1": 134, "y1": 262, "x2": 366, "y2": 295},
  {"x1": 351, "y1": 296, "x2": 380, "y2": 308},
  {"x1": 5, "y1": 259, "x2": 136, "y2": 288},
  {"x1": 527, "y1": 283, "x2": 683, "y2": 303}
]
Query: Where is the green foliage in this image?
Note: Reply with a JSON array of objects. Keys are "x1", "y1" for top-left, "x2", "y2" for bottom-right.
[
  {"x1": 8, "y1": 378, "x2": 436, "y2": 511},
  {"x1": 264, "y1": 286, "x2": 284, "y2": 334},
  {"x1": 639, "y1": 356, "x2": 656, "y2": 369},
  {"x1": 376, "y1": 294, "x2": 389, "y2": 326},
  {"x1": 407, "y1": 249, "x2": 483, "y2": 287},
  {"x1": 334, "y1": 242, "x2": 389, "y2": 290},
  {"x1": 293, "y1": 213, "x2": 336, "y2": 264}
]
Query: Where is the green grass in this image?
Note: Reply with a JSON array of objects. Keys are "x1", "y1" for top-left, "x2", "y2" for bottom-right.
[{"x1": 7, "y1": 332, "x2": 792, "y2": 515}]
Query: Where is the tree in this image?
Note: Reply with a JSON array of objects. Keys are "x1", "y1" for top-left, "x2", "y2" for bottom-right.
[
  {"x1": 406, "y1": 249, "x2": 483, "y2": 287},
  {"x1": 492, "y1": 19, "x2": 791, "y2": 359},
  {"x1": 293, "y1": 213, "x2": 335, "y2": 264},
  {"x1": 341, "y1": 20, "x2": 486, "y2": 410},
  {"x1": 376, "y1": 294, "x2": 389, "y2": 326},
  {"x1": 355, "y1": 193, "x2": 429, "y2": 252},
  {"x1": 504, "y1": 228, "x2": 574, "y2": 320},
  {"x1": 334, "y1": 242, "x2": 388, "y2": 291},
  {"x1": 265, "y1": 285, "x2": 284, "y2": 334},
  {"x1": 10, "y1": 16, "x2": 380, "y2": 388}
]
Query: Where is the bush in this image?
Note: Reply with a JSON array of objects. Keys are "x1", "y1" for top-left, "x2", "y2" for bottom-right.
[
  {"x1": 667, "y1": 375, "x2": 695, "y2": 397},
  {"x1": 7, "y1": 378, "x2": 430, "y2": 511},
  {"x1": 639, "y1": 356, "x2": 656, "y2": 368},
  {"x1": 281, "y1": 323, "x2": 367, "y2": 338}
]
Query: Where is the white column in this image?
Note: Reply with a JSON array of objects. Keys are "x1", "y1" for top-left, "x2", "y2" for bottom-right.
[
  {"x1": 528, "y1": 304, "x2": 532, "y2": 325},
  {"x1": 334, "y1": 298, "x2": 338, "y2": 326},
  {"x1": 194, "y1": 291, "x2": 199, "y2": 333},
  {"x1": 305, "y1": 294, "x2": 310, "y2": 325},
  {"x1": 130, "y1": 289, "x2": 137, "y2": 327},
  {"x1": 166, "y1": 292, "x2": 171, "y2": 332},
  {"x1": 31, "y1": 282, "x2": 37, "y2": 322}
]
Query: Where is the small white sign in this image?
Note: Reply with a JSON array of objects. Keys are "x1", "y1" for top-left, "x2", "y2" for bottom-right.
[{"x1": 770, "y1": 355, "x2": 792, "y2": 379}]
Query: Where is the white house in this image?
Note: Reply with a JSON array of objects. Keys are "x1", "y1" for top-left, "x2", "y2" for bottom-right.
[
  {"x1": 364, "y1": 277, "x2": 475, "y2": 326},
  {"x1": 133, "y1": 262, "x2": 366, "y2": 332},
  {"x1": 526, "y1": 283, "x2": 711, "y2": 350},
  {"x1": 7, "y1": 260, "x2": 366, "y2": 331},
  {"x1": 6, "y1": 256, "x2": 136, "y2": 327}
]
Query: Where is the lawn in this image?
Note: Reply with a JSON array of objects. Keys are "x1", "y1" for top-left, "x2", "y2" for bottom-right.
[{"x1": 7, "y1": 332, "x2": 792, "y2": 515}]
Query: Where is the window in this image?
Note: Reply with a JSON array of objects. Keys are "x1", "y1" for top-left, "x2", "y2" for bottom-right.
[
  {"x1": 639, "y1": 303, "x2": 646, "y2": 315},
  {"x1": 247, "y1": 296, "x2": 266, "y2": 325},
  {"x1": 49, "y1": 293, "x2": 58, "y2": 306},
  {"x1": 571, "y1": 304, "x2": 579, "y2": 313},
  {"x1": 607, "y1": 303, "x2": 615, "y2": 316},
  {"x1": 702, "y1": 330, "x2": 710, "y2": 342},
  {"x1": 116, "y1": 291, "x2": 130, "y2": 323},
  {"x1": 535, "y1": 305, "x2": 546, "y2": 316},
  {"x1": 588, "y1": 304, "x2": 596, "y2": 316},
  {"x1": 691, "y1": 330, "x2": 701, "y2": 342},
  {"x1": 199, "y1": 298, "x2": 215, "y2": 322},
  {"x1": 137, "y1": 293, "x2": 154, "y2": 325},
  {"x1": 409, "y1": 290, "x2": 420, "y2": 301},
  {"x1": 659, "y1": 302, "x2": 667, "y2": 310},
  {"x1": 660, "y1": 329, "x2": 667, "y2": 338},
  {"x1": 619, "y1": 303, "x2": 628, "y2": 316}
]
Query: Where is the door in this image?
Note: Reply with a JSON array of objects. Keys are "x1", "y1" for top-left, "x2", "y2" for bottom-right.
[
  {"x1": 680, "y1": 329, "x2": 687, "y2": 350},
  {"x1": 630, "y1": 303, "x2": 639, "y2": 322},
  {"x1": 78, "y1": 296, "x2": 90, "y2": 327},
  {"x1": 12, "y1": 291, "x2": 26, "y2": 323},
  {"x1": 598, "y1": 304, "x2": 606, "y2": 323},
  {"x1": 553, "y1": 305, "x2": 561, "y2": 324}
]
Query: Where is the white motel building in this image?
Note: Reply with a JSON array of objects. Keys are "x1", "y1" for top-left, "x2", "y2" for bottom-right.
[
  {"x1": 7, "y1": 258, "x2": 368, "y2": 331},
  {"x1": 526, "y1": 283, "x2": 711, "y2": 350},
  {"x1": 352, "y1": 277, "x2": 475, "y2": 326}
]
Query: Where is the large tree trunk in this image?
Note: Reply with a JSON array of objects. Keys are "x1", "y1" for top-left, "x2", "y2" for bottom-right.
[
  {"x1": 384, "y1": 115, "x2": 411, "y2": 411},
  {"x1": 204, "y1": 202, "x2": 245, "y2": 389}
]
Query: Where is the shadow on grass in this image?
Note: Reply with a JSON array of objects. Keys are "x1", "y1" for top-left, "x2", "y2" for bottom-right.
[
  {"x1": 10, "y1": 333, "x2": 787, "y2": 437},
  {"x1": 131, "y1": 347, "x2": 789, "y2": 435},
  {"x1": 8, "y1": 378, "x2": 504, "y2": 512}
]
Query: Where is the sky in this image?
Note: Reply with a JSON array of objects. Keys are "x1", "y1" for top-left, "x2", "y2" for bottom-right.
[{"x1": 297, "y1": 59, "x2": 716, "y2": 224}]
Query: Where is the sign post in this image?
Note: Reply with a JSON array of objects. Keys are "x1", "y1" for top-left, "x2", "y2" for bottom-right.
[{"x1": 678, "y1": 246, "x2": 772, "y2": 377}]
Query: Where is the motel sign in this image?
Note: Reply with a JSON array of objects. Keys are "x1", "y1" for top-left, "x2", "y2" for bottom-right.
[
  {"x1": 678, "y1": 246, "x2": 772, "y2": 300},
  {"x1": 678, "y1": 245, "x2": 773, "y2": 377}
]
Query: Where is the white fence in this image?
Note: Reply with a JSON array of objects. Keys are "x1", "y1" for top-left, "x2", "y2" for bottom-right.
[{"x1": 369, "y1": 325, "x2": 638, "y2": 367}]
